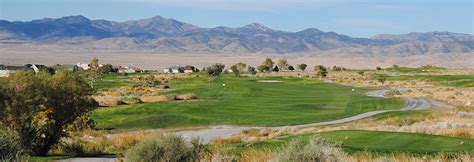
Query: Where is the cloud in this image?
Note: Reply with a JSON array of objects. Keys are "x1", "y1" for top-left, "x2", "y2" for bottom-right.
[{"x1": 127, "y1": 0, "x2": 338, "y2": 12}]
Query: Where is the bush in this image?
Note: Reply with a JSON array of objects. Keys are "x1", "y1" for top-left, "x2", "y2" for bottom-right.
[
  {"x1": 0, "y1": 70, "x2": 98, "y2": 155},
  {"x1": 58, "y1": 139, "x2": 85, "y2": 156},
  {"x1": 0, "y1": 129, "x2": 25, "y2": 161},
  {"x1": 277, "y1": 135, "x2": 346, "y2": 161},
  {"x1": 58, "y1": 139, "x2": 104, "y2": 156},
  {"x1": 126, "y1": 134, "x2": 206, "y2": 161},
  {"x1": 385, "y1": 89, "x2": 401, "y2": 96}
]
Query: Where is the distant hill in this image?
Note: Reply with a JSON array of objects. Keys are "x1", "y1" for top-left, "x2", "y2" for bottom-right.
[{"x1": 0, "y1": 15, "x2": 473, "y2": 55}]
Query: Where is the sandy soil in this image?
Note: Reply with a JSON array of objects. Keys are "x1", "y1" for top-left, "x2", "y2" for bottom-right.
[{"x1": 1, "y1": 44, "x2": 473, "y2": 69}]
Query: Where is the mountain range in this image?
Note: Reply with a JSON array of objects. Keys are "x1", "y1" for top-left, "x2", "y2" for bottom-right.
[{"x1": 0, "y1": 15, "x2": 473, "y2": 55}]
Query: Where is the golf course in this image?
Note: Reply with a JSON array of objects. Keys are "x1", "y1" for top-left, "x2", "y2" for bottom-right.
[{"x1": 92, "y1": 75, "x2": 405, "y2": 129}]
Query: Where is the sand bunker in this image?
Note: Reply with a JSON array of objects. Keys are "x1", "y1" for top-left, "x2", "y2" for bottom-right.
[{"x1": 258, "y1": 80, "x2": 283, "y2": 83}]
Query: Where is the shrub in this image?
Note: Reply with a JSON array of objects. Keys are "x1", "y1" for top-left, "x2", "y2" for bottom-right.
[
  {"x1": 58, "y1": 139, "x2": 85, "y2": 156},
  {"x1": 0, "y1": 129, "x2": 25, "y2": 161},
  {"x1": 0, "y1": 70, "x2": 98, "y2": 155},
  {"x1": 277, "y1": 134, "x2": 346, "y2": 161},
  {"x1": 58, "y1": 139, "x2": 104, "y2": 156},
  {"x1": 247, "y1": 66, "x2": 257, "y2": 74},
  {"x1": 297, "y1": 64, "x2": 307, "y2": 71},
  {"x1": 127, "y1": 134, "x2": 200, "y2": 161},
  {"x1": 257, "y1": 65, "x2": 268, "y2": 72},
  {"x1": 385, "y1": 89, "x2": 401, "y2": 96}
]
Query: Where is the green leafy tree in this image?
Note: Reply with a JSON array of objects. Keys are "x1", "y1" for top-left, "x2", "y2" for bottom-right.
[
  {"x1": 230, "y1": 62, "x2": 247, "y2": 76},
  {"x1": 297, "y1": 64, "x2": 307, "y2": 71},
  {"x1": 206, "y1": 63, "x2": 225, "y2": 77},
  {"x1": 0, "y1": 70, "x2": 98, "y2": 155},
  {"x1": 99, "y1": 64, "x2": 114, "y2": 74},
  {"x1": 257, "y1": 65, "x2": 268, "y2": 72}
]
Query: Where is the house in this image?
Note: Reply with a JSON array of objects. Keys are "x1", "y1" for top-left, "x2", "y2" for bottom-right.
[
  {"x1": 51, "y1": 64, "x2": 79, "y2": 72},
  {"x1": 0, "y1": 65, "x2": 7, "y2": 77},
  {"x1": 116, "y1": 65, "x2": 143, "y2": 74},
  {"x1": 127, "y1": 66, "x2": 144, "y2": 73},
  {"x1": 26, "y1": 64, "x2": 50, "y2": 73},
  {"x1": 0, "y1": 65, "x2": 31, "y2": 77},
  {"x1": 77, "y1": 63, "x2": 90, "y2": 70},
  {"x1": 183, "y1": 65, "x2": 197, "y2": 73},
  {"x1": 163, "y1": 66, "x2": 183, "y2": 73}
]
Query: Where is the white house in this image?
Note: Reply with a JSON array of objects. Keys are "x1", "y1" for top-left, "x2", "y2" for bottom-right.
[
  {"x1": 77, "y1": 63, "x2": 90, "y2": 70},
  {"x1": 163, "y1": 66, "x2": 183, "y2": 73},
  {"x1": 0, "y1": 65, "x2": 31, "y2": 77}
]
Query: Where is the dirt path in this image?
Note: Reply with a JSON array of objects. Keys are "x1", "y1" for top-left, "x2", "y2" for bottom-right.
[{"x1": 179, "y1": 88, "x2": 452, "y2": 144}]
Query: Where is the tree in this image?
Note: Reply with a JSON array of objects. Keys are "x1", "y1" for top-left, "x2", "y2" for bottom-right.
[
  {"x1": 376, "y1": 67, "x2": 382, "y2": 70},
  {"x1": 230, "y1": 62, "x2": 247, "y2": 76},
  {"x1": 314, "y1": 65, "x2": 328, "y2": 78},
  {"x1": 277, "y1": 58, "x2": 288, "y2": 70},
  {"x1": 0, "y1": 70, "x2": 98, "y2": 155},
  {"x1": 99, "y1": 64, "x2": 115, "y2": 74},
  {"x1": 297, "y1": 64, "x2": 307, "y2": 71},
  {"x1": 263, "y1": 58, "x2": 274, "y2": 71},
  {"x1": 257, "y1": 65, "x2": 268, "y2": 72},
  {"x1": 357, "y1": 71, "x2": 365, "y2": 76},
  {"x1": 206, "y1": 63, "x2": 225, "y2": 77},
  {"x1": 288, "y1": 65, "x2": 295, "y2": 71},
  {"x1": 90, "y1": 58, "x2": 99, "y2": 70},
  {"x1": 247, "y1": 66, "x2": 257, "y2": 75},
  {"x1": 273, "y1": 65, "x2": 280, "y2": 72},
  {"x1": 332, "y1": 66, "x2": 343, "y2": 71},
  {"x1": 85, "y1": 58, "x2": 102, "y2": 88},
  {"x1": 392, "y1": 64, "x2": 399, "y2": 69},
  {"x1": 374, "y1": 74, "x2": 388, "y2": 84}
]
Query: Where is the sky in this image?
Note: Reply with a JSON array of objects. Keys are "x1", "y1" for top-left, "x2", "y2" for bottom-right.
[{"x1": 0, "y1": 0, "x2": 472, "y2": 37}]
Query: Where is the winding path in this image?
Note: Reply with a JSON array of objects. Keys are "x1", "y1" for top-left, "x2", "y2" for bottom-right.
[
  {"x1": 179, "y1": 88, "x2": 451, "y2": 144},
  {"x1": 57, "y1": 84, "x2": 452, "y2": 162}
]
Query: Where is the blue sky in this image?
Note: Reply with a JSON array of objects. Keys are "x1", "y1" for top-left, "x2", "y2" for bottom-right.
[{"x1": 0, "y1": 0, "x2": 472, "y2": 37}]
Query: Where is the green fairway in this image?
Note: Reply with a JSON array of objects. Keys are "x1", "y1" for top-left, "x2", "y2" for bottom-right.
[
  {"x1": 387, "y1": 75, "x2": 474, "y2": 87},
  {"x1": 92, "y1": 75, "x2": 405, "y2": 129},
  {"x1": 232, "y1": 130, "x2": 474, "y2": 154},
  {"x1": 385, "y1": 66, "x2": 445, "y2": 73},
  {"x1": 92, "y1": 73, "x2": 139, "y2": 90},
  {"x1": 321, "y1": 130, "x2": 473, "y2": 154}
]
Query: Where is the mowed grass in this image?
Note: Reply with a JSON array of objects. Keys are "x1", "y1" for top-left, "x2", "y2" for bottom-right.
[
  {"x1": 387, "y1": 75, "x2": 474, "y2": 87},
  {"x1": 92, "y1": 75, "x2": 405, "y2": 129},
  {"x1": 232, "y1": 130, "x2": 474, "y2": 155},
  {"x1": 385, "y1": 66, "x2": 445, "y2": 73},
  {"x1": 92, "y1": 73, "x2": 140, "y2": 90}
]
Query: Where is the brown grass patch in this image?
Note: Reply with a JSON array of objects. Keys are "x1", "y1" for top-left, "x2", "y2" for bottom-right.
[{"x1": 211, "y1": 136, "x2": 243, "y2": 145}]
